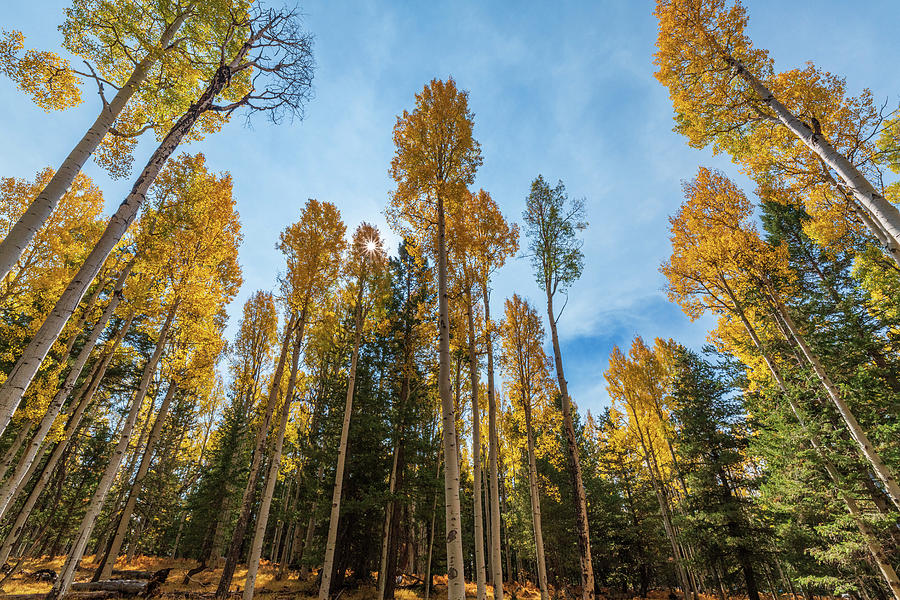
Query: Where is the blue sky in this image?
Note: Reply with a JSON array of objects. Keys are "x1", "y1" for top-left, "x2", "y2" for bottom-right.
[{"x1": 3, "y1": 1, "x2": 900, "y2": 417}]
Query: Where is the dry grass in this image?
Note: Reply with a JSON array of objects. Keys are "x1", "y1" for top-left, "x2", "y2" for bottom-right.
[
  {"x1": 0, "y1": 555, "x2": 735, "y2": 600},
  {"x1": 1, "y1": 554, "x2": 319, "y2": 598}
]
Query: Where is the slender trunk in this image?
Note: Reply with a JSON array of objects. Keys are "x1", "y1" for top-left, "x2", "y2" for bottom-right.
[
  {"x1": 0, "y1": 420, "x2": 32, "y2": 481},
  {"x1": 425, "y1": 451, "x2": 442, "y2": 600},
  {"x1": 0, "y1": 261, "x2": 132, "y2": 520},
  {"x1": 722, "y1": 281, "x2": 900, "y2": 599},
  {"x1": 523, "y1": 398, "x2": 549, "y2": 600},
  {"x1": 466, "y1": 289, "x2": 487, "y2": 600},
  {"x1": 216, "y1": 312, "x2": 297, "y2": 597},
  {"x1": 501, "y1": 457, "x2": 512, "y2": 584},
  {"x1": 482, "y1": 453, "x2": 493, "y2": 586},
  {"x1": 277, "y1": 474, "x2": 299, "y2": 579},
  {"x1": 0, "y1": 312, "x2": 134, "y2": 566},
  {"x1": 97, "y1": 380, "x2": 178, "y2": 578},
  {"x1": 767, "y1": 289, "x2": 900, "y2": 509},
  {"x1": 436, "y1": 193, "x2": 465, "y2": 600},
  {"x1": 627, "y1": 401, "x2": 692, "y2": 600},
  {"x1": 723, "y1": 53, "x2": 900, "y2": 265},
  {"x1": 482, "y1": 285, "x2": 504, "y2": 599},
  {"x1": 46, "y1": 303, "x2": 175, "y2": 600},
  {"x1": 0, "y1": 48, "x2": 246, "y2": 439},
  {"x1": 243, "y1": 312, "x2": 305, "y2": 600},
  {"x1": 545, "y1": 292, "x2": 593, "y2": 600},
  {"x1": 298, "y1": 464, "x2": 324, "y2": 577},
  {"x1": 319, "y1": 277, "x2": 366, "y2": 600},
  {"x1": 378, "y1": 440, "x2": 401, "y2": 600},
  {"x1": 0, "y1": 4, "x2": 195, "y2": 282},
  {"x1": 382, "y1": 305, "x2": 413, "y2": 600}
]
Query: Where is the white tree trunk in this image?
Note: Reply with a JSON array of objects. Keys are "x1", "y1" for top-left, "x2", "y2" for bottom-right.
[
  {"x1": 217, "y1": 312, "x2": 297, "y2": 598},
  {"x1": 0, "y1": 8, "x2": 193, "y2": 282},
  {"x1": 435, "y1": 194, "x2": 466, "y2": 600},
  {"x1": 725, "y1": 54, "x2": 900, "y2": 266},
  {"x1": 0, "y1": 420, "x2": 32, "y2": 482},
  {"x1": 47, "y1": 304, "x2": 174, "y2": 600},
  {"x1": 723, "y1": 282, "x2": 900, "y2": 599},
  {"x1": 768, "y1": 290, "x2": 900, "y2": 509},
  {"x1": 0, "y1": 51, "x2": 237, "y2": 438},
  {"x1": 0, "y1": 261, "x2": 131, "y2": 520},
  {"x1": 319, "y1": 280, "x2": 366, "y2": 600},
  {"x1": 243, "y1": 315, "x2": 305, "y2": 600},
  {"x1": 523, "y1": 400, "x2": 548, "y2": 600},
  {"x1": 98, "y1": 380, "x2": 177, "y2": 578},
  {"x1": 481, "y1": 286, "x2": 504, "y2": 599},
  {"x1": 466, "y1": 291, "x2": 486, "y2": 600},
  {"x1": 377, "y1": 441, "x2": 401, "y2": 600},
  {"x1": 545, "y1": 292, "x2": 594, "y2": 600},
  {"x1": 0, "y1": 314, "x2": 133, "y2": 567}
]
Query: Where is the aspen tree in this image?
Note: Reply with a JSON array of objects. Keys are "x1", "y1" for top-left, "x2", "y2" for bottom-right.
[
  {"x1": 450, "y1": 188, "x2": 518, "y2": 599},
  {"x1": 96, "y1": 153, "x2": 240, "y2": 578},
  {"x1": 662, "y1": 168, "x2": 900, "y2": 597},
  {"x1": 243, "y1": 202, "x2": 347, "y2": 600},
  {"x1": 387, "y1": 78, "x2": 482, "y2": 600},
  {"x1": 318, "y1": 224, "x2": 388, "y2": 600},
  {"x1": 0, "y1": 0, "x2": 227, "y2": 282},
  {"x1": 664, "y1": 167, "x2": 900, "y2": 509},
  {"x1": 0, "y1": 6, "x2": 314, "y2": 439},
  {"x1": 499, "y1": 294, "x2": 551, "y2": 600},
  {"x1": 523, "y1": 175, "x2": 594, "y2": 600},
  {"x1": 654, "y1": 0, "x2": 900, "y2": 265}
]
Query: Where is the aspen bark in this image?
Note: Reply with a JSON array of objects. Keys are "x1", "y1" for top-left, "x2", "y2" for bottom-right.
[
  {"x1": 47, "y1": 304, "x2": 175, "y2": 600},
  {"x1": 319, "y1": 277, "x2": 366, "y2": 600},
  {"x1": 466, "y1": 290, "x2": 487, "y2": 600},
  {"x1": 380, "y1": 299, "x2": 413, "y2": 600},
  {"x1": 723, "y1": 54, "x2": 900, "y2": 266},
  {"x1": 545, "y1": 291, "x2": 594, "y2": 600},
  {"x1": 216, "y1": 312, "x2": 297, "y2": 598},
  {"x1": 424, "y1": 450, "x2": 442, "y2": 600},
  {"x1": 0, "y1": 51, "x2": 246, "y2": 438},
  {"x1": 523, "y1": 398, "x2": 549, "y2": 600},
  {"x1": 500, "y1": 457, "x2": 513, "y2": 584},
  {"x1": 98, "y1": 381, "x2": 178, "y2": 578},
  {"x1": 297, "y1": 464, "x2": 324, "y2": 577},
  {"x1": 0, "y1": 4, "x2": 193, "y2": 283},
  {"x1": 627, "y1": 403, "x2": 693, "y2": 600},
  {"x1": 722, "y1": 283, "x2": 900, "y2": 599},
  {"x1": 436, "y1": 193, "x2": 466, "y2": 600},
  {"x1": 0, "y1": 420, "x2": 32, "y2": 482},
  {"x1": 243, "y1": 313, "x2": 305, "y2": 600},
  {"x1": 482, "y1": 285, "x2": 504, "y2": 600},
  {"x1": 767, "y1": 290, "x2": 900, "y2": 510},
  {"x1": 482, "y1": 456, "x2": 493, "y2": 586},
  {"x1": 0, "y1": 312, "x2": 134, "y2": 567},
  {"x1": 0, "y1": 261, "x2": 132, "y2": 520},
  {"x1": 378, "y1": 441, "x2": 400, "y2": 600}
]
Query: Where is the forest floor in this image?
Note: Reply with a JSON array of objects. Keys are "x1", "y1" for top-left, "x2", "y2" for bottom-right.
[{"x1": 1, "y1": 555, "x2": 556, "y2": 599}]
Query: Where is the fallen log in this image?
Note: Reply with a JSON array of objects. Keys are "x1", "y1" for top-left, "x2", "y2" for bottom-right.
[
  {"x1": 71, "y1": 569, "x2": 171, "y2": 596},
  {"x1": 71, "y1": 579, "x2": 150, "y2": 595},
  {"x1": 110, "y1": 569, "x2": 157, "y2": 580}
]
